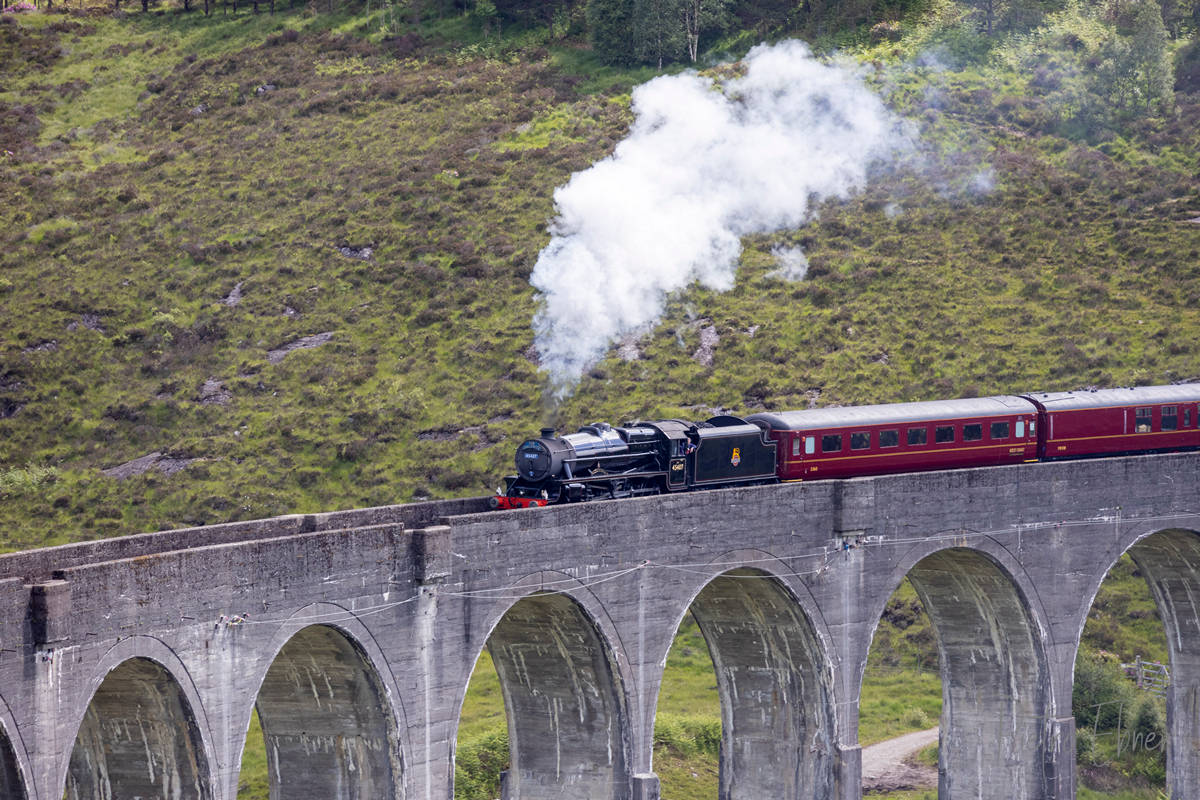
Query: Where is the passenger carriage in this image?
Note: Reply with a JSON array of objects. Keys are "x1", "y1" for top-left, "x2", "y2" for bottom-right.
[
  {"x1": 1026, "y1": 385, "x2": 1200, "y2": 460},
  {"x1": 748, "y1": 396, "x2": 1040, "y2": 481}
]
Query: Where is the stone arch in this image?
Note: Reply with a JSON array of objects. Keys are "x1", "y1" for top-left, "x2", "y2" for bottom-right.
[
  {"x1": 64, "y1": 655, "x2": 210, "y2": 800},
  {"x1": 870, "y1": 544, "x2": 1051, "y2": 800},
  {"x1": 249, "y1": 617, "x2": 403, "y2": 800},
  {"x1": 1089, "y1": 526, "x2": 1200, "y2": 799},
  {"x1": 0, "y1": 701, "x2": 28, "y2": 800},
  {"x1": 673, "y1": 564, "x2": 837, "y2": 800},
  {"x1": 477, "y1": 582, "x2": 631, "y2": 800}
]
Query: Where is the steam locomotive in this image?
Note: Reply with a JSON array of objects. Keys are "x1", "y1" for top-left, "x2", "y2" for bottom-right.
[{"x1": 490, "y1": 383, "x2": 1200, "y2": 510}]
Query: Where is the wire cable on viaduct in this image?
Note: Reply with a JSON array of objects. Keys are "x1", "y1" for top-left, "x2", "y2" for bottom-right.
[{"x1": 1, "y1": 452, "x2": 1198, "y2": 800}]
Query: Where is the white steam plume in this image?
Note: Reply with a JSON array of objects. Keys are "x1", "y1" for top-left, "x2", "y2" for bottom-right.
[
  {"x1": 769, "y1": 245, "x2": 810, "y2": 281},
  {"x1": 531, "y1": 40, "x2": 911, "y2": 398}
]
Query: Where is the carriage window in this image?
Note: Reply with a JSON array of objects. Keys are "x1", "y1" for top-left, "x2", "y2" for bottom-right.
[
  {"x1": 1135, "y1": 407, "x2": 1152, "y2": 432},
  {"x1": 792, "y1": 438, "x2": 801, "y2": 456},
  {"x1": 1162, "y1": 406, "x2": 1178, "y2": 431},
  {"x1": 822, "y1": 434, "x2": 842, "y2": 453},
  {"x1": 1016, "y1": 420, "x2": 1026, "y2": 438},
  {"x1": 805, "y1": 436, "x2": 815, "y2": 455},
  {"x1": 963, "y1": 424, "x2": 983, "y2": 441},
  {"x1": 879, "y1": 429, "x2": 899, "y2": 448},
  {"x1": 935, "y1": 425, "x2": 955, "y2": 443},
  {"x1": 1029, "y1": 420, "x2": 1036, "y2": 436},
  {"x1": 991, "y1": 422, "x2": 1010, "y2": 439},
  {"x1": 907, "y1": 427, "x2": 927, "y2": 445},
  {"x1": 851, "y1": 432, "x2": 870, "y2": 450}
]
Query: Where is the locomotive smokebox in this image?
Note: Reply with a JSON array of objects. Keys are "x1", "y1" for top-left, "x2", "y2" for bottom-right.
[{"x1": 516, "y1": 437, "x2": 568, "y2": 483}]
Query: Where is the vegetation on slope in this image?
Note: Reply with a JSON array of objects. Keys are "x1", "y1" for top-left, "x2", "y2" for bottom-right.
[
  {"x1": 1, "y1": 0, "x2": 1198, "y2": 548},
  {"x1": 1, "y1": 1, "x2": 1197, "y2": 799}
]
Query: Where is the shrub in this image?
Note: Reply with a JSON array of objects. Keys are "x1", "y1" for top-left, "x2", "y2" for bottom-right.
[
  {"x1": 454, "y1": 727, "x2": 509, "y2": 800},
  {"x1": 653, "y1": 713, "x2": 721, "y2": 757},
  {"x1": 903, "y1": 706, "x2": 932, "y2": 728},
  {"x1": 871, "y1": 20, "x2": 903, "y2": 42},
  {"x1": 0, "y1": 464, "x2": 59, "y2": 497},
  {"x1": 1073, "y1": 648, "x2": 1137, "y2": 732},
  {"x1": 1075, "y1": 725, "x2": 1098, "y2": 763},
  {"x1": 1176, "y1": 39, "x2": 1200, "y2": 94}
]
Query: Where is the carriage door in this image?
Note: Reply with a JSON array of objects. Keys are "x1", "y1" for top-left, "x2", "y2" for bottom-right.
[{"x1": 668, "y1": 436, "x2": 687, "y2": 489}]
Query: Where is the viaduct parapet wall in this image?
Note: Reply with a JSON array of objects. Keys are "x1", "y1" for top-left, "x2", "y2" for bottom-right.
[{"x1": 1, "y1": 453, "x2": 1198, "y2": 800}]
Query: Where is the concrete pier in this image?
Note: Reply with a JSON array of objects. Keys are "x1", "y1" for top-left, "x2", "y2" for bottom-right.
[{"x1": 0, "y1": 453, "x2": 1197, "y2": 800}]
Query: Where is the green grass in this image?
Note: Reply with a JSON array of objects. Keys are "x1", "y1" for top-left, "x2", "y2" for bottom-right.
[
  {"x1": 1082, "y1": 554, "x2": 1170, "y2": 665},
  {"x1": 651, "y1": 614, "x2": 721, "y2": 798},
  {"x1": 2, "y1": 2, "x2": 1198, "y2": 547},
  {"x1": 237, "y1": 710, "x2": 268, "y2": 800},
  {"x1": 653, "y1": 612, "x2": 720, "y2": 719},
  {"x1": 456, "y1": 649, "x2": 506, "y2": 740},
  {"x1": 858, "y1": 667, "x2": 942, "y2": 746},
  {"x1": 1, "y1": 4, "x2": 1194, "y2": 798}
]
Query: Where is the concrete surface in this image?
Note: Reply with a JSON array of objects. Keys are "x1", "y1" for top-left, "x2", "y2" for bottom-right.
[{"x1": 0, "y1": 453, "x2": 1197, "y2": 800}]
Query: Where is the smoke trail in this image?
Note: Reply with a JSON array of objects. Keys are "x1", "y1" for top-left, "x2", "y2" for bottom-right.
[
  {"x1": 769, "y1": 245, "x2": 810, "y2": 281},
  {"x1": 530, "y1": 40, "x2": 911, "y2": 398}
]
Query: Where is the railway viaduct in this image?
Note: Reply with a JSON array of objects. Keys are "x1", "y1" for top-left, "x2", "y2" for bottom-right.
[{"x1": 0, "y1": 452, "x2": 1198, "y2": 800}]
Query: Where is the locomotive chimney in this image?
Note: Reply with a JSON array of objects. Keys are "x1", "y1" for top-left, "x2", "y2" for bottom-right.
[{"x1": 540, "y1": 427, "x2": 556, "y2": 439}]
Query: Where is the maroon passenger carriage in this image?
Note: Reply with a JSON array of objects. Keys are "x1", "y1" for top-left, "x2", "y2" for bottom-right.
[
  {"x1": 748, "y1": 383, "x2": 1200, "y2": 482},
  {"x1": 748, "y1": 396, "x2": 1040, "y2": 481},
  {"x1": 1025, "y1": 384, "x2": 1200, "y2": 460}
]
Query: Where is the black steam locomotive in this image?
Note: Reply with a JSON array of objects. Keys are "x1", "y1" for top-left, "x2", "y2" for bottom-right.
[{"x1": 489, "y1": 416, "x2": 778, "y2": 509}]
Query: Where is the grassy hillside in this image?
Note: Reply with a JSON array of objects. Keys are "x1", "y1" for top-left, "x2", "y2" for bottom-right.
[
  {"x1": 1, "y1": 3, "x2": 1197, "y2": 799},
  {"x1": 1, "y1": 0, "x2": 1198, "y2": 547}
]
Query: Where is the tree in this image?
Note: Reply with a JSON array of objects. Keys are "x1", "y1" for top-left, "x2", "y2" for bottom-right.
[
  {"x1": 588, "y1": 0, "x2": 637, "y2": 65},
  {"x1": 964, "y1": 0, "x2": 1058, "y2": 35},
  {"x1": 1157, "y1": 0, "x2": 1188, "y2": 35},
  {"x1": 729, "y1": 0, "x2": 796, "y2": 35},
  {"x1": 470, "y1": 0, "x2": 501, "y2": 36},
  {"x1": 589, "y1": 0, "x2": 728, "y2": 66},
  {"x1": 682, "y1": 0, "x2": 732, "y2": 62},
  {"x1": 494, "y1": 0, "x2": 579, "y2": 27},
  {"x1": 634, "y1": 0, "x2": 686, "y2": 67},
  {"x1": 1129, "y1": 0, "x2": 1174, "y2": 109},
  {"x1": 1093, "y1": 34, "x2": 1139, "y2": 112}
]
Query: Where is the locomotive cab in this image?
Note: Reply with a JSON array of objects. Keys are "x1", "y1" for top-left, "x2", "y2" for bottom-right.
[{"x1": 634, "y1": 419, "x2": 692, "y2": 490}]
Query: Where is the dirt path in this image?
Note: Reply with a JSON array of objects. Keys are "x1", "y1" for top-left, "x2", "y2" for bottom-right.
[{"x1": 861, "y1": 726, "x2": 939, "y2": 793}]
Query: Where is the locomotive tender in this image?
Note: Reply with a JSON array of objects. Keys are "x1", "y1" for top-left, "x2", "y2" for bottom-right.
[{"x1": 491, "y1": 383, "x2": 1200, "y2": 509}]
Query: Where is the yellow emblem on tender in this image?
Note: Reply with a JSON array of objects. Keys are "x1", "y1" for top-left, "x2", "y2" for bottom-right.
[{"x1": 731, "y1": 447, "x2": 741, "y2": 466}]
